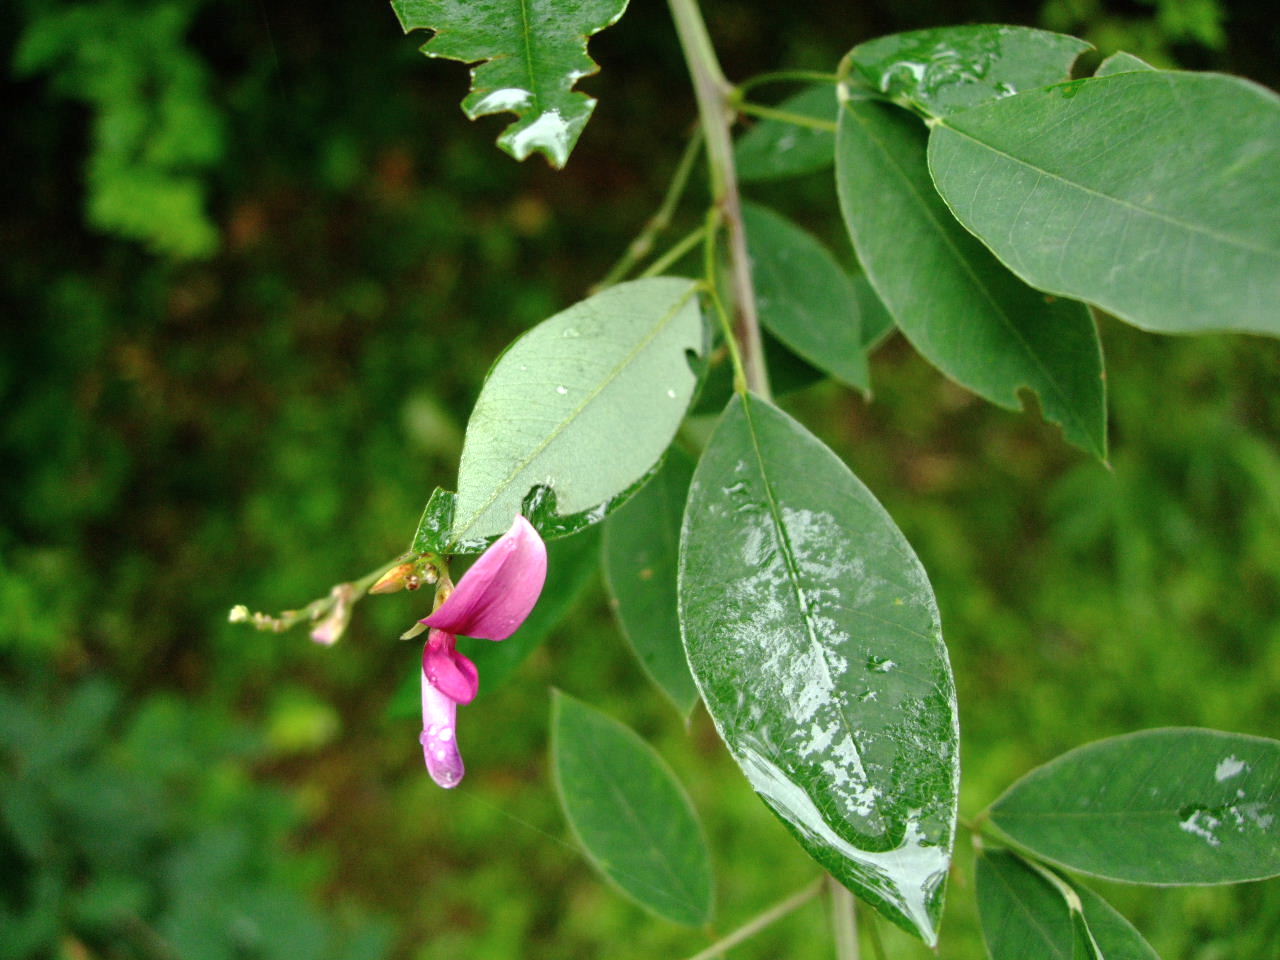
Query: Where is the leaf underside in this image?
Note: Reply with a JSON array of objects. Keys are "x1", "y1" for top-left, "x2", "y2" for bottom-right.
[
  {"x1": 392, "y1": 0, "x2": 630, "y2": 168},
  {"x1": 928, "y1": 71, "x2": 1280, "y2": 335},
  {"x1": 835, "y1": 95, "x2": 1107, "y2": 459}
]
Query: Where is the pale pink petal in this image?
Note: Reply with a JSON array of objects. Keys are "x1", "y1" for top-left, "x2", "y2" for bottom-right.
[
  {"x1": 420, "y1": 667, "x2": 464, "y2": 788},
  {"x1": 422, "y1": 515, "x2": 547, "y2": 640},
  {"x1": 422, "y1": 630, "x2": 479, "y2": 704}
]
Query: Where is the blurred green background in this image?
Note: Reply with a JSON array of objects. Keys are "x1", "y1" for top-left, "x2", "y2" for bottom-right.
[{"x1": 3, "y1": 1, "x2": 1279, "y2": 957}]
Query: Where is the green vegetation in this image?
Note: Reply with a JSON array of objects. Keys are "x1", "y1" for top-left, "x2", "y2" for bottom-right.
[{"x1": 3, "y1": 1, "x2": 1277, "y2": 957}]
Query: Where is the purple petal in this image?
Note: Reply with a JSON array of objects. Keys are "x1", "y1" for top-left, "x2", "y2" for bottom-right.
[
  {"x1": 422, "y1": 515, "x2": 547, "y2": 640},
  {"x1": 420, "y1": 667, "x2": 464, "y2": 789},
  {"x1": 423, "y1": 630, "x2": 479, "y2": 704}
]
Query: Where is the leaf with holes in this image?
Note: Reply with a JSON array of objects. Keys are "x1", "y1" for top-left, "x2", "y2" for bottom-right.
[
  {"x1": 679, "y1": 393, "x2": 958, "y2": 945},
  {"x1": 551, "y1": 691, "x2": 714, "y2": 925},
  {"x1": 451, "y1": 277, "x2": 704, "y2": 548},
  {"x1": 987, "y1": 728, "x2": 1280, "y2": 884},
  {"x1": 836, "y1": 95, "x2": 1106, "y2": 458},
  {"x1": 391, "y1": 0, "x2": 629, "y2": 168}
]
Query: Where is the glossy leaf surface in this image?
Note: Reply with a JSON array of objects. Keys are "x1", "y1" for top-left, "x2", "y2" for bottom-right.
[
  {"x1": 1094, "y1": 51, "x2": 1154, "y2": 76},
  {"x1": 742, "y1": 202, "x2": 869, "y2": 393},
  {"x1": 928, "y1": 72, "x2": 1280, "y2": 335},
  {"x1": 736, "y1": 85, "x2": 838, "y2": 182},
  {"x1": 679, "y1": 394, "x2": 957, "y2": 944},
  {"x1": 846, "y1": 25, "x2": 1089, "y2": 118},
  {"x1": 989, "y1": 728, "x2": 1280, "y2": 884},
  {"x1": 391, "y1": 0, "x2": 629, "y2": 168},
  {"x1": 551, "y1": 692, "x2": 714, "y2": 926},
  {"x1": 602, "y1": 451, "x2": 699, "y2": 715},
  {"x1": 411, "y1": 487, "x2": 456, "y2": 554},
  {"x1": 452, "y1": 277, "x2": 704, "y2": 546},
  {"x1": 835, "y1": 96, "x2": 1106, "y2": 458}
]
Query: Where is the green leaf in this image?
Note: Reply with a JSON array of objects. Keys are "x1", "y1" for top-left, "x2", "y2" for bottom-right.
[
  {"x1": 927, "y1": 71, "x2": 1280, "y2": 335},
  {"x1": 551, "y1": 691, "x2": 714, "y2": 926},
  {"x1": 741, "y1": 202, "x2": 869, "y2": 393},
  {"x1": 463, "y1": 526, "x2": 601, "y2": 691},
  {"x1": 452, "y1": 277, "x2": 705, "y2": 547},
  {"x1": 976, "y1": 850, "x2": 1080, "y2": 960},
  {"x1": 853, "y1": 273, "x2": 895, "y2": 351},
  {"x1": 988, "y1": 728, "x2": 1280, "y2": 884},
  {"x1": 410, "y1": 487, "x2": 456, "y2": 554},
  {"x1": 835, "y1": 96, "x2": 1107, "y2": 458},
  {"x1": 736, "y1": 85, "x2": 838, "y2": 182},
  {"x1": 1094, "y1": 51, "x2": 1155, "y2": 76},
  {"x1": 679, "y1": 393, "x2": 957, "y2": 945},
  {"x1": 845, "y1": 25, "x2": 1090, "y2": 118},
  {"x1": 1073, "y1": 881, "x2": 1162, "y2": 960},
  {"x1": 391, "y1": 0, "x2": 629, "y2": 168},
  {"x1": 602, "y1": 451, "x2": 698, "y2": 715}
]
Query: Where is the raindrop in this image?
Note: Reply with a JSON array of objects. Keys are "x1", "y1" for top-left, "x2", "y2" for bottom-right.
[
  {"x1": 556, "y1": 385, "x2": 568, "y2": 395},
  {"x1": 438, "y1": 727, "x2": 454, "y2": 742},
  {"x1": 666, "y1": 389, "x2": 677, "y2": 399}
]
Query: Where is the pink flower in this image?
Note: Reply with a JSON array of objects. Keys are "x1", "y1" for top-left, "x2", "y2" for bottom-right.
[{"x1": 418, "y1": 516, "x2": 547, "y2": 788}]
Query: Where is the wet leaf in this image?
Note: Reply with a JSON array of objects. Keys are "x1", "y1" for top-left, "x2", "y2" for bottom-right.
[
  {"x1": 1094, "y1": 51, "x2": 1155, "y2": 76},
  {"x1": 741, "y1": 202, "x2": 869, "y2": 393},
  {"x1": 736, "y1": 85, "x2": 838, "y2": 182},
  {"x1": 835, "y1": 96, "x2": 1107, "y2": 459},
  {"x1": 679, "y1": 394, "x2": 957, "y2": 944},
  {"x1": 846, "y1": 25, "x2": 1090, "y2": 118},
  {"x1": 452, "y1": 277, "x2": 704, "y2": 546},
  {"x1": 928, "y1": 71, "x2": 1280, "y2": 335},
  {"x1": 391, "y1": 0, "x2": 629, "y2": 168},
  {"x1": 602, "y1": 451, "x2": 699, "y2": 715},
  {"x1": 988, "y1": 728, "x2": 1280, "y2": 884},
  {"x1": 410, "y1": 487, "x2": 456, "y2": 554},
  {"x1": 551, "y1": 691, "x2": 714, "y2": 926}
]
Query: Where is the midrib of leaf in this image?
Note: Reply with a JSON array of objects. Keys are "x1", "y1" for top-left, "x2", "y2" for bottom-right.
[
  {"x1": 936, "y1": 114, "x2": 1280, "y2": 260},
  {"x1": 740, "y1": 397, "x2": 870, "y2": 810},
  {"x1": 574, "y1": 726, "x2": 703, "y2": 911},
  {"x1": 453, "y1": 284, "x2": 698, "y2": 543},
  {"x1": 843, "y1": 103, "x2": 1102, "y2": 457},
  {"x1": 518, "y1": 0, "x2": 541, "y2": 113}
]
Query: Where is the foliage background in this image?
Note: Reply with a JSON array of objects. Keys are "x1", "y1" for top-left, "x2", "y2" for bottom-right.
[{"x1": 2, "y1": 0, "x2": 1278, "y2": 957}]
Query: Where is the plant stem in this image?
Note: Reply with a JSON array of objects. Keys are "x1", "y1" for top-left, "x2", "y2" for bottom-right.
[
  {"x1": 640, "y1": 224, "x2": 707, "y2": 279},
  {"x1": 667, "y1": 0, "x2": 771, "y2": 399},
  {"x1": 593, "y1": 129, "x2": 704, "y2": 292},
  {"x1": 702, "y1": 209, "x2": 747, "y2": 394},
  {"x1": 827, "y1": 877, "x2": 860, "y2": 960},
  {"x1": 737, "y1": 68, "x2": 840, "y2": 95},
  {"x1": 681, "y1": 878, "x2": 824, "y2": 960},
  {"x1": 738, "y1": 100, "x2": 837, "y2": 132}
]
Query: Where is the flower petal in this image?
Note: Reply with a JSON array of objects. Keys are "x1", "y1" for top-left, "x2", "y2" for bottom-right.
[
  {"x1": 423, "y1": 515, "x2": 547, "y2": 640},
  {"x1": 423, "y1": 630, "x2": 479, "y2": 704},
  {"x1": 420, "y1": 667, "x2": 464, "y2": 788}
]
